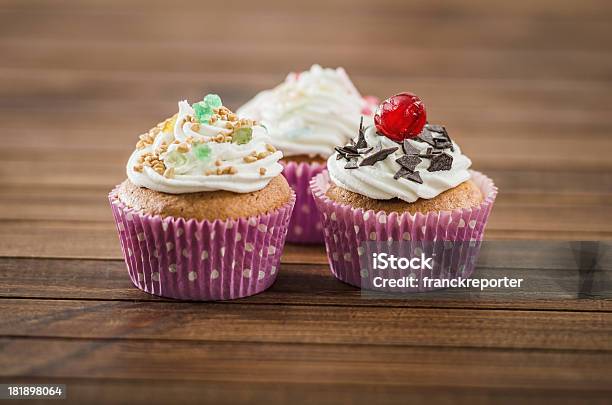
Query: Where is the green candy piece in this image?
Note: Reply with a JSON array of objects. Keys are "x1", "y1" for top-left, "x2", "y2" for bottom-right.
[
  {"x1": 192, "y1": 94, "x2": 223, "y2": 123},
  {"x1": 193, "y1": 143, "x2": 212, "y2": 161},
  {"x1": 193, "y1": 102, "x2": 213, "y2": 123},
  {"x1": 203, "y1": 94, "x2": 222, "y2": 108},
  {"x1": 232, "y1": 127, "x2": 253, "y2": 145}
]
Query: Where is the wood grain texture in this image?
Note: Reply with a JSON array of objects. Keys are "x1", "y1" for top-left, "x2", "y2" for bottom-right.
[
  {"x1": 2, "y1": 377, "x2": 611, "y2": 405},
  {"x1": 1, "y1": 0, "x2": 611, "y2": 403},
  {"x1": 2, "y1": 338, "x2": 611, "y2": 388},
  {"x1": 2, "y1": 299, "x2": 611, "y2": 351},
  {"x1": 1, "y1": 256, "x2": 610, "y2": 310}
]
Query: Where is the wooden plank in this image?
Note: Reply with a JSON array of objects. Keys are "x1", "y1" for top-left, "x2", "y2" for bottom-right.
[
  {"x1": 1, "y1": 0, "x2": 611, "y2": 20},
  {"x1": 1, "y1": 299, "x2": 611, "y2": 350},
  {"x1": 3, "y1": 68, "x2": 611, "y2": 113},
  {"x1": 0, "y1": 39, "x2": 610, "y2": 82},
  {"x1": 3, "y1": 88, "x2": 610, "y2": 135},
  {"x1": 1, "y1": 338, "x2": 612, "y2": 396},
  {"x1": 1, "y1": 376, "x2": 610, "y2": 405},
  {"x1": 0, "y1": 9, "x2": 610, "y2": 52},
  {"x1": 0, "y1": 256, "x2": 610, "y2": 311}
]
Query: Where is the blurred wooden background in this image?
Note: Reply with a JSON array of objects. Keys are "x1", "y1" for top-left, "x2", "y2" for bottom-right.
[{"x1": 0, "y1": 1, "x2": 611, "y2": 404}]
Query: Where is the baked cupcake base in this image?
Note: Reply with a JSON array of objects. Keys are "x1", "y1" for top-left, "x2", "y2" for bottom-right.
[
  {"x1": 117, "y1": 175, "x2": 292, "y2": 221},
  {"x1": 326, "y1": 180, "x2": 483, "y2": 214},
  {"x1": 109, "y1": 185, "x2": 295, "y2": 301},
  {"x1": 310, "y1": 170, "x2": 497, "y2": 292}
]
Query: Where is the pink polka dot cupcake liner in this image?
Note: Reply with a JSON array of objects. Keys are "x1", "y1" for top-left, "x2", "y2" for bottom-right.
[
  {"x1": 108, "y1": 188, "x2": 295, "y2": 301},
  {"x1": 281, "y1": 161, "x2": 326, "y2": 244},
  {"x1": 310, "y1": 170, "x2": 498, "y2": 291}
]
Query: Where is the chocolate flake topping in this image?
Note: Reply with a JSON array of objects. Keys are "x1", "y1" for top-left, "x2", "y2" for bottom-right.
[
  {"x1": 427, "y1": 152, "x2": 453, "y2": 172},
  {"x1": 433, "y1": 137, "x2": 452, "y2": 149},
  {"x1": 356, "y1": 117, "x2": 368, "y2": 149},
  {"x1": 335, "y1": 145, "x2": 360, "y2": 160},
  {"x1": 336, "y1": 119, "x2": 455, "y2": 187},
  {"x1": 419, "y1": 147, "x2": 443, "y2": 159},
  {"x1": 395, "y1": 155, "x2": 421, "y2": 172},
  {"x1": 425, "y1": 124, "x2": 447, "y2": 135},
  {"x1": 417, "y1": 130, "x2": 436, "y2": 147},
  {"x1": 343, "y1": 144, "x2": 358, "y2": 154},
  {"x1": 394, "y1": 168, "x2": 423, "y2": 184},
  {"x1": 345, "y1": 159, "x2": 359, "y2": 169},
  {"x1": 402, "y1": 140, "x2": 420, "y2": 155},
  {"x1": 359, "y1": 147, "x2": 398, "y2": 167},
  {"x1": 416, "y1": 124, "x2": 454, "y2": 151}
]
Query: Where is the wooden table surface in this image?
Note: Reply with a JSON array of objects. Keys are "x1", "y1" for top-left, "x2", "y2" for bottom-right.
[{"x1": 1, "y1": 0, "x2": 611, "y2": 403}]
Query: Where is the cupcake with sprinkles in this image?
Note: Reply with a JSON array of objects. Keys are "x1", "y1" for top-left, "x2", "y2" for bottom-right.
[
  {"x1": 238, "y1": 65, "x2": 377, "y2": 244},
  {"x1": 109, "y1": 94, "x2": 295, "y2": 300},
  {"x1": 310, "y1": 92, "x2": 497, "y2": 290}
]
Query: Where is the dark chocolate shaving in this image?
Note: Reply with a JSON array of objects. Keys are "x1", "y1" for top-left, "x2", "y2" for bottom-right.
[
  {"x1": 359, "y1": 147, "x2": 398, "y2": 166},
  {"x1": 335, "y1": 145, "x2": 362, "y2": 161},
  {"x1": 416, "y1": 124, "x2": 455, "y2": 153},
  {"x1": 433, "y1": 137, "x2": 452, "y2": 149},
  {"x1": 393, "y1": 167, "x2": 410, "y2": 180},
  {"x1": 345, "y1": 159, "x2": 359, "y2": 169},
  {"x1": 427, "y1": 152, "x2": 453, "y2": 172},
  {"x1": 425, "y1": 124, "x2": 447, "y2": 135},
  {"x1": 355, "y1": 116, "x2": 368, "y2": 149},
  {"x1": 402, "y1": 140, "x2": 420, "y2": 155},
  {"x1": 416, "y1": 130, "x2": 437, "y2": 147},
  {"x1": 343, "y1": 144, "x2": 358, "y2": 154},
  {"x1": 394, "y1": 168, "x2": 423, "y2": 184},
  {"x1": 334, "y1": 146, "x2": 348, "y2": 158},
  {"x1": 419, "y1": 148, "x2": 443, "y2": 159},
  {"x1": 395, "y1": 155, "x2": 421, "y2": 172}
]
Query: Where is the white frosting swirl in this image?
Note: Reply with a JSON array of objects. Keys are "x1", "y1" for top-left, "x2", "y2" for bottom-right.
[
  {"x1": 127, "y1": 100, "x2": 283, "y2": 194},
  {"x1": 327, "y1": 126, "x2": 472, "y2": 202},
  {"x1": 237, "y1": 65, "x2": 374, "y2": 157}
]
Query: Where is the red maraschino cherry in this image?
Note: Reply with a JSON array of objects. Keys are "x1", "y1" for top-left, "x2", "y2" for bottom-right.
[{"x1": 374, "y1": 92, "x2": 427, "y2": 142}]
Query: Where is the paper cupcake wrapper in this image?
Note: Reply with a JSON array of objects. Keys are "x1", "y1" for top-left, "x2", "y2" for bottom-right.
[
  {"x1": 281, "y1": 161, "x2": 327, "y2": 244},
  {"x1": 108, "y1": 188, "x2": 295, "y2": 301},
  {"x1": 310, "y1": 170, "x2": 498, "y2": 292}
]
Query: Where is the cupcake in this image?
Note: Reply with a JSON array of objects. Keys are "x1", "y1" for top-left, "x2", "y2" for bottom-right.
[
  {"x1": 310, "y1": 92, "x2": 497, "y2": 292},
  {"x1": 237, "y1": 65, "x2": 377, "y2": 244},
  {"x1": 109, "y1": 94, "x2": 295, "y2": 301}
]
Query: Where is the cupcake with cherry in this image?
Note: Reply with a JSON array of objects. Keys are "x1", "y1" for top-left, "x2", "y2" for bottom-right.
[
  {"x1": 310, "y1": 92, "x2": 498, "y2": 289},
  {"x1": 237, "y1": 65, "x2": 377, "y2": 244}
]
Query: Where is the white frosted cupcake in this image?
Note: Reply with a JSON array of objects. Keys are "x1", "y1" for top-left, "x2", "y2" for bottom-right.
[
  {"x1": 238, "y1": 64, "x2": 377, "y2": 243},
  {"x1": 109, "y1": 94, "x2": 296, "y2": 301},
  {"x1": 310, "y1": 92, "x2": 498, "y2": 291}
]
